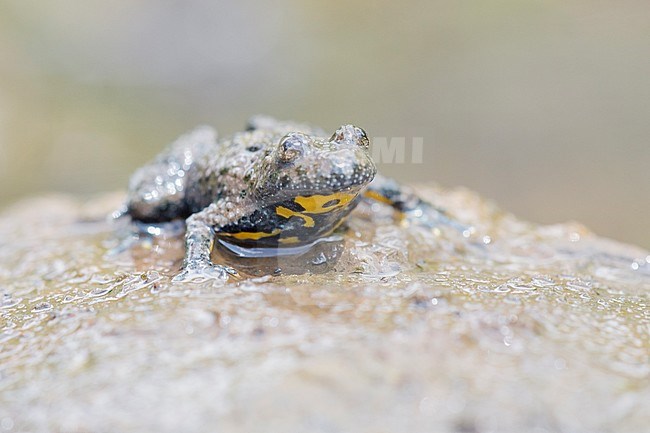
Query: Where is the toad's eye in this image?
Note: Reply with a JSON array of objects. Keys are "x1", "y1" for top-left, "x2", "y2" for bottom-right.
[
  {"x1": 278, "y1": 133, "x2": 307, "y2": 163},
  {"x1": 330, "y1": 124, "x2": 370, "y2": 149}
]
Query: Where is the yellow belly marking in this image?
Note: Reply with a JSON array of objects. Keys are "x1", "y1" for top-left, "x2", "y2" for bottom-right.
[
  {"x1": 276, "y1": 206, "x2": 315, "y2": 228},
  {"x1": 275, "y1": 192, "x2": 357, "y2": 230},
  {"x1": 220, "y1": 229, "x2": 281, "y2": 240},
  {"x1": 278, "y1": 236, "x2": 300, "y2": 244},
  {"x1": 294, "y1": 192, "x2": 356, "y2": 213}
]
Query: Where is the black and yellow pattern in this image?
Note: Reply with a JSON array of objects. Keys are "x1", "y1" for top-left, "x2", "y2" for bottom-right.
[{"x1": 218, "y1": 192, "x2": 360, "y2": 248}]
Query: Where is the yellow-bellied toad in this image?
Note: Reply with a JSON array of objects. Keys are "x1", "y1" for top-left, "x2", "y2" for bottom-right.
[{"x1": 125, "y1": 116, "x2": 456, "y2": 281}]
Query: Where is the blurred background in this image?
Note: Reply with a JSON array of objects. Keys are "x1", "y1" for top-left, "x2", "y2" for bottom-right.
[{"x1": 0, "y1": 0, "x2": 648, "y2": 247}]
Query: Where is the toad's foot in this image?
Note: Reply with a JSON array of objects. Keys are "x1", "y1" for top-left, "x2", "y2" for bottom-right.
[
  {"x1": 364, "y1": 175, "x2": 471, "y2": 235},
  {"x1": 172, "y1": 261, "x2": 239, "y2": 283},
  {"x1": 404, "y1": 204, "x2": 470, "y2": 234}
]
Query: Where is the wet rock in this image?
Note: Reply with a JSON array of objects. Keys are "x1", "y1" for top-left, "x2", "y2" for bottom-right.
[{"x1": 0, "y1": 187, "x2": 648, "y2": 433}]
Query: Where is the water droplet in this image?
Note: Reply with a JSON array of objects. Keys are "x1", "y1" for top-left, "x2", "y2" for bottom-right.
[
  {"x1": 62, "y1": 294, "x2": 79, "y2": 304},
  {"x1": 118, "y1": 271, "x2": 162, "y2": 297},
  {"x1": 32, "y1": 302, "x2": 52, "y2": 313},
  {"x1": 150, "y1": 282, "x2": 161, "y2": 294},
  {"x1": 88, "y1": 287, "x2": 111, "y2": 298},
  {"x1": 146, "y1": 226, "x2": 162, "y2": 236}
]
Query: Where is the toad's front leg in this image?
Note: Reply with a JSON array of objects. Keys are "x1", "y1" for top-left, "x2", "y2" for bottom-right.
[{"x1": 172, "y1": 201, "x2": 245, "y2": 283}]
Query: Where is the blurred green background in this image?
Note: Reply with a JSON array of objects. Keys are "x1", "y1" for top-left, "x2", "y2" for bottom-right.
[{"x1": 0, "y1": 1, "x2": 648, "y2": 247}]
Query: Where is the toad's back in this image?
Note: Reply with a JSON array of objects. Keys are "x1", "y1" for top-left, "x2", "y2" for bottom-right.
[
  {"x1": 184, "y1": 123, "x2": 325, "y2": 214},
  {"x1": 126, "y1": 117, "x2": 324, "y2": 223}
]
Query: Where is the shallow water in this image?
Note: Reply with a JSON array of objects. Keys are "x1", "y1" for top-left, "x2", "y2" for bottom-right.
[{"x1": 0, "y1": 186, "x2": 648, "y2": 433}]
